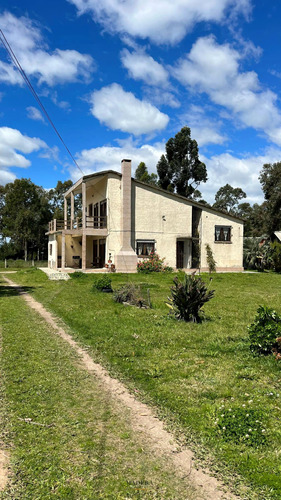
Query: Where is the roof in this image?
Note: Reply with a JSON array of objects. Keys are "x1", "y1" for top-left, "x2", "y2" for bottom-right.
[{"x1": 274, "y1": 231, "x2": 281, "y2": 241}]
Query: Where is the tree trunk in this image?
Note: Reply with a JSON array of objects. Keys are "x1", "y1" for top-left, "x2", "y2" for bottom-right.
[{"x1": 24, "y1": 239, "x2": 27, "y2": 261}]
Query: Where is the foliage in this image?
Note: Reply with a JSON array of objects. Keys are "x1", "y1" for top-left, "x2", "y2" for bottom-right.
[
  {"x1": 243, "y1": 238, "x2": 273, "y2": 271},
  {"x1": 167, "y1": 273, "x2": 215, "y2": 322},
  {"x1": 259, "y1": 162, "x2": 281, "y2": 234},
  {"x1": 137, "y1": 251, "x2": 173, "y2": 273},
  {"x1": 93, "y1": 274, "x2": 113, "y2": 291},
  {"x1": 156, "y1": 126, "x2": 207, "y2": 198},
  {"x1": 215, "y1": 403, "x2": 267, "y2": 447},
  {"x1": 48, "y1": 179, "x2": 73, "y2": 219},
  {"x1": 271, "y1": 241, "x2": 281, "y2": 273},
  {"x1": 213, "y1": 184, "x2": 246, "y2": 214},
  {"x1": 134, "y1": 162, "x2": 158, "y2": 186},
  {"x1": 205, "y1": 244, "x2": 216, "y2": 273},
  {"x1": 248, "y1": 305, "x2": 281, "y2": 355},
  {"x1": 70, "y1": 271, "x2": 85, "y2": 279},
  {"x1": 113, "y1": 283, "x2": 148, "y2": 308}
]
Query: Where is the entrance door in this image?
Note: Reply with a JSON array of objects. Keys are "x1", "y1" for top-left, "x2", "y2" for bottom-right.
[
  {"x1": 93, "y1": 239, "x2": 98, "y2": 267},
  {"x1": 99, "y1": 239, "x2": 106, "y2": 268},
  {"x1": 93, "y1": 239, "x2": 106, "y2": 268},
  {"x1": 176, "y1": 241, "x2": 184, "y2": 268}
]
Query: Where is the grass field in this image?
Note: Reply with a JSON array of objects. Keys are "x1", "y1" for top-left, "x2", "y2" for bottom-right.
[
  {"x1": 0, "y1": 274, "x2": 198, "y2": 499},
  {"x1": 3, "y1": 269, "x2": 281, "y2": 499}
]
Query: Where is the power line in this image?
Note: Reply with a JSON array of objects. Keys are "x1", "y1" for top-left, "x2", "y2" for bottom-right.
[{"x1": 0, "y1": 28, "x2": 85, "y2": 176}]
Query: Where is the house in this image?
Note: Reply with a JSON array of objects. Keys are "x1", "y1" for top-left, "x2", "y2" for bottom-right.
[{"x1": 47, "y1": 159, "x2": 244, "y2": 272}]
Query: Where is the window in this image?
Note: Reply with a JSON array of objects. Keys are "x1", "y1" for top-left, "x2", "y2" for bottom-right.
[
  {"x1": 100, "y1": 200, "x2": 107, "y2": 228},
  {"x1": 88, "y1": 203, "x2": 93, "y2": 217},
  {"x1": 215, "y1": 226, "x2": 231, "y2": 242},
  {"x1": 136, "y1": 240, "x2": 155, "y2": 256},
  {"x1": 49, "y1": 244, "x2": 52, "y2": 256}
]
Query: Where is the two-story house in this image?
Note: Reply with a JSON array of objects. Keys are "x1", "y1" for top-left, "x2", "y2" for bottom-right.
[{"x1": 47, "y1": 159, "x2": 244, "y2": 272}]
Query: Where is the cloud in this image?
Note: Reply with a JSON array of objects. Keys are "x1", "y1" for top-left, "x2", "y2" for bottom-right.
[
  {"x1": 121, "y1": 49, "x2": 169, "y2": 86},
  {"x1": 70, "y1": 137, "x2": 165, "y2": 180},
  {"x1": 0, "y1": 127, "x2": 49, "y2": 184},
  {"x1": 200, "y1": 147, "x2": 281, "y2": 204},
  {"x1": 143, "y1": 87, "x2": 180, "y2": 109},
  {"x1": 0, "y1": 12, "x2": 95, "y2": 86},
  {"x1": 68, "y1": 0, "x2": 251, "y2": 44},
  {"x1": 89, "y1": 83, "x2": 169, "y2": 135},
  {"x1": 26, "y1": 106, "x2": 45, "y2": 122},
  {"x1": 173, "y1": 36, "x2": 281, "y2": 146},
  {"x1": 180, "y1": 105, "x2": 227, "y2": 146}
]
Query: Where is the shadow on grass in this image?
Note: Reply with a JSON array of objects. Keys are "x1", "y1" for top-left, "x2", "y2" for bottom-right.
[{"x1": 0, "y1": 285, "x2": 35, "y2": 297}]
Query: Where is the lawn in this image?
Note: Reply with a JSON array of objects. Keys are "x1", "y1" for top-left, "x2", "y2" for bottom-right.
[
  {"x1": 0, "y1": 274, "x2": 197, "y2": 499},
  {"x1": 6, "y1": 269, "x2": 281, "y2": 499}
]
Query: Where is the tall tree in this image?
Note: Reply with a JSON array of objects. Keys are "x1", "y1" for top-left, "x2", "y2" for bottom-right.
[
  {"x1": 259, "y1": 162, "x2": 281, "y2": 234},
  {"x1": 213, "y1": 184, "x2": 246, "y2": 215},
  {"x1": 157, "y1": 126, "x2": 207, "y2": 198},
  {"x1": 135, "y1": 162, "x2": 158, "y2": 186},
  {"x1": 2, "y1": 179, "x2": 51, "y2": 260},
  {"x1": 48, "y1": 179, "x2": 73, "y2": 219}
]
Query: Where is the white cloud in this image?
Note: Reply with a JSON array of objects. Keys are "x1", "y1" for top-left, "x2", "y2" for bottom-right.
[
  {"x1": 173, "y1": 36, "x2": 281, "y2": 146},
  {"x1": 26, "y1": 106, "x2": 45, "y2": 122},
  {"x1": 121, "y1": 49, "x2": 169, "y2": 86},
  {"x1": 201, "y1": 147, "x2": 281, "y2": 204},
  {"x1": 180, "y1": 105, "x2": 227, "y2": 146},
  {"x1": 143, "y1": 87, "x2": 180, "y2": 109},
  {"x1": 70, "y1": 138, "x2": 165, "y2": 180},
  {"x1": 68, "y1": 0, "x2": 251, "y2": 44},
  {"x1": 89, "y1": 83, "x2": 169, "y2": 135},
  {"x1": 0, "y1": 12, "x2": 94, "y2": 86},
  {"x1": 0, "y1": 127, "x2": 49, "y2": 184}
]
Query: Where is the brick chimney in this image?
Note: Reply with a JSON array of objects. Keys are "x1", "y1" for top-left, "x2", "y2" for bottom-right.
[{"x1": 114, "y1": 159, "x2": 138, "y2": 272}]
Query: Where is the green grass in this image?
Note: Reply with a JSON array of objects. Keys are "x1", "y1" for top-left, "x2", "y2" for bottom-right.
[
  {"x1": 9, "y1": 269, "x2": 281, "y2": 499},
  {"x1": 0, "y1": 274, "x2": 198, "y2": 499}
]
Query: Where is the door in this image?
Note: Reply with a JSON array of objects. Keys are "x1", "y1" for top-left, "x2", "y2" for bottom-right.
[
  {"x1": 99, "y1": 239, "x2": 106, "y2": 268},
  {"x1": 176, "y1": 241, "x2": 184, "y2": 269},
  {"x1": 93, "y1": 239, "x2": 98, "y2": 267}
]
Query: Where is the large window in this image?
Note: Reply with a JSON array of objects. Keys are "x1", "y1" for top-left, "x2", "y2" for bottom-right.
[
  {"x1": 136, "y1": 240, "x2": 155, "y2": 256},
  {"x1": 215, "y1": 226, "x2": 231, "y2": 242}
]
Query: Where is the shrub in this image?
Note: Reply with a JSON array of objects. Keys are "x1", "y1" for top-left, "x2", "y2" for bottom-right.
[
  {"x1": 248, "y1": 305, "x2": 281, "y2": 355},
  {"x1": 70, "y1": 271, "x2": 85, "y2": 279},
  {"x1": 137, "y1": 251, "x2": 173, "y2": 273},
  {"x1": 271, "y1": 241, "x2": 281, "y2": 273},
  {"x1": 167, "y1": 273, "x2": 215, "y2": 322},
  {"x1": 93, "y1": 275, "x2": 113, "y2": 292},
  {"x1": 205, "y1": 244, "x2": 216, "y2": 273},
  {"x1": 113, "y1": 283, "x2": 148, "y2": 308}
]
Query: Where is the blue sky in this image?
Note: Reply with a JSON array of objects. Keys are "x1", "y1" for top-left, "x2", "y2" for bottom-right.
[{"x1": 0, "y1": 0, "x2": 281, "y2": 203}]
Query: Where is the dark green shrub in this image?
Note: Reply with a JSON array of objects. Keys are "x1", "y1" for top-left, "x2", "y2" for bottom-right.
[
  {"x1": 70, "y1": 271, "x2": 85, "y2": 279},
  {"x1": 93, "y1": 275, "x2": 113, "y2": 292},
  {"x1": 137, "y1": 251, "x2": 173, "y2": 273},
  {"x1": 205, "y1": 244, "x2": 216, "y2": 273},
  {"x1": 113, "y1": 283, "x2": 148, "y2": 308},
  {"x1": 248, "y1": 305, "x2": 281, "y2": 355},
  {"x1": 167, "y1": 274, "x2": 215, "y2": 322},
  {"x1": 271, "y1": 241, "x2": 281, "y2": 273}
]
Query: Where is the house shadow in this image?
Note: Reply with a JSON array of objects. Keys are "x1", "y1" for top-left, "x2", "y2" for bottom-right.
[{"x1": 0, "y1": 285, "x2": 35, "y2": 297}]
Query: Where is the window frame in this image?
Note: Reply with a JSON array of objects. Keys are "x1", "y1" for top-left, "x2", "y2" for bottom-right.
[
  {"x1": 214, "y1": 225, "x2": 232, "y2": 243},
  {"x1": 136, "y1": 240, "x2": 155, "y2": 257}
]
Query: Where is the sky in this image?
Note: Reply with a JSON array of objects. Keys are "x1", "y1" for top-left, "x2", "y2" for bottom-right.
[{"x1": 0, "y1": 0, "x2": 281, "y2": 204}]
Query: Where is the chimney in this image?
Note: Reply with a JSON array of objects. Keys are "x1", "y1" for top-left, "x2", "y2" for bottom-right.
[{"x1": 114, "y1": 159, "x2": 138, "y2": 272}]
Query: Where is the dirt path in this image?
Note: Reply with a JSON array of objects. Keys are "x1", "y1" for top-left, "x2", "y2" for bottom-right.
[{"x1": 2, "y1": 275, "x2": 238, "y2": 500}]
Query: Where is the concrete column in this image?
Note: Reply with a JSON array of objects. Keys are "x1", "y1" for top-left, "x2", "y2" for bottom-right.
[
  {"x1": 82, "y1": 233, "x2": 86, "y2": 270},
  {"x1": 70, "y1": 192, "x2": 74, "y2": 229},
  {"x1": 61, "y1": 233, "x2": 66, "y2": 271},
  {"x1": 64, "y1": 197, "x2": 68, "y2": 229},
  {"x1": 82, "y1": 182, "x2": 86, "y2": 229}
]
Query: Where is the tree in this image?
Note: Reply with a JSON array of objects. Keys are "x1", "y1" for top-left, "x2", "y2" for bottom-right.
[
  {"x1": 259, "y1": 162, "x2": 281, "y2": 234},
  {"x1": 1, "y1": 179, "x2": 51, "y2": 260},
  {"x1": 48, "y1": 179, "x2": 73, "y2": 219},
  {"x1": 213, "y1": 184, "x2": 246, "y2": 215},
  {"x1": 135, "y1": 162, "x2": 158, "y2": 186},
  {"x1": 157, "y1": 126, "x2": 207, "y2": 198}
]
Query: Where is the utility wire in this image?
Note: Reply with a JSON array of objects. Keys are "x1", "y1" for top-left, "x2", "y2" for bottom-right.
[{"x1": 0, "y1": 29, "x2": 85, "y2": 176}]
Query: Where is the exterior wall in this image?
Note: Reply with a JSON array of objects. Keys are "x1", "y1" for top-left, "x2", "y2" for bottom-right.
[
  {"x1": 106, "y1": 174, "x2": 122, "y2": 264},
  {"x1": 132, "y1": 182, "x2": 192, "y2": 269},
  {"x1": 85, "y1": 177, "x2": 107, "y2": 209},
  {"x1": 200, "y1": 209, "x2": 243, "y2": 270},
  {"x1": 65, "y1": 235, "x2": 82, "y2": 268},
  {"x1": 48, "y1": 233, "x2": 57, "y2": 269}
]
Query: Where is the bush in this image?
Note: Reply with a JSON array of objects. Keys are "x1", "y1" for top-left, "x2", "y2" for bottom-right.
[
  {"x1": 70, "y1": 271, "x2": 85, "y2": 279},
  {"x1": 113, "y1": 283, "x2": 148, "y2": 308},
  {"x1": 271, "y1": 241, "x2": 281, "y2": 273},
  {"x1": 137, "y1": 251, "x2": 173, "y2": 273},
  {"x1": 248, "y1": 305, "x2": 281, "y2": 355},
  {"x1": 167, "y1": 273, "x2": 215, "y2": 322},
  {"x1": 93, "y1": 275, "x2": 113, "y2": 292},
  {"x1": 205, "y1": 244, "x2": 216, "y2": 273}
]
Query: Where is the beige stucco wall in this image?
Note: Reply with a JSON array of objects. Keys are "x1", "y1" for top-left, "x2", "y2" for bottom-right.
[
  {"x1": 200, "y1": 209, "x2": 243, "y2": 269},
  {"x1": 85, "y1": 177, "x2": 107, "y2": 212},
  {"x1": 106, "y1": 174, "x2": 122, "y2": 263},
  {"x1": 48, "y1": 233, "x2": 57, "y2": 269},
  {"x1": 132, "y1": 182, "x2": 193, "y2": 268},
  {"x1": 65, "y1": 235, "x2": 82, "y2": 268}
]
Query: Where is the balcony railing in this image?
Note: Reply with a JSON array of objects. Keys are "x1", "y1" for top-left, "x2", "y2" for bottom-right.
[{"x1": 48, "y1": 216, "x2": 107, "y2": 232}]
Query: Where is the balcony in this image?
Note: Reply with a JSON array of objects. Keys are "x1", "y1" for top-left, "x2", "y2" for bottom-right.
[{"x1": 48, "y1": 216, "x2": 107, "y2": 232}]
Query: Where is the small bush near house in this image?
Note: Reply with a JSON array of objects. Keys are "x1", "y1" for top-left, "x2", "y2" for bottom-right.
[
  {"x1": 137, "y1": 251, "x2": 173, "y2": 273},
  {"x1": 271, "y1": 241, "x2": 281, "y2": 273},
  {"x1": 248, "y1": 305, "x2": 281, "y2": 356},
  {"x1": 70, "y1": 271, "x2": 85, "y2": 279},
  {"x1": 113, "y1": 283, "x2": 148, "y2": 308},
  {"x1": 167, "y1": 273, "x2": 215, "y2": 322},
  {"x1": 205, "y1": 244, "x2": 217, "y2": 273},
  {"x1": 93, "y1": 275, "x2": 113, "y2": 292}
]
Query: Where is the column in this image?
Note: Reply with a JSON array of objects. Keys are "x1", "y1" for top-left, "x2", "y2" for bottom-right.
[
  {"x1": 82, "y1": 233, "x2": 86, "y2": 270},
  {"x1": 70, "y1": 192, "x2": 74, "y2": 229},
  {"x1": 61, "y1": 233, "x2": 66, "y2": 271}
]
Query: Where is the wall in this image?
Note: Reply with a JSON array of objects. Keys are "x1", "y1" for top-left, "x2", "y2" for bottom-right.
[
  {"x1": 65, "y1": 235, "x2": 82, "y2": 268},
  {"x1": 106, "y1": 174, "x2": 122, "y2": 264},
  {"x1": 48, "y1": 233, "x2": 57, "y2": 269},
  {"x1": 200, "y1": 209, "x2": 243, "y2": 270}
]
